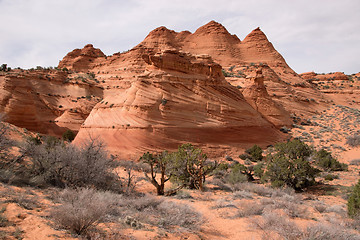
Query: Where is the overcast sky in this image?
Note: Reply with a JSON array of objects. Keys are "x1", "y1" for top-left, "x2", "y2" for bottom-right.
[{"x1": 0, "y1": 0, "x2": 359, "y2": 74}]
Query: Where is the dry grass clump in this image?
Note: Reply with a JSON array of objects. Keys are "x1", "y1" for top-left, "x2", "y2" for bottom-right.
[
  {"x1": 234, "y1": 188, "x2": 307, "y2": 219},
  {"x1": 0, "y1": 206, "x2": 8, "y2": 227},
  {"x1": 313, "y1": 202, "x2": 327, "y2": 213},
  {"x1": 50, "y1": 188, "x2": 117, "y2": 235},
  {"x1": 118, "y1": 194, "x2": 202, "y2": 232},
  {"x1": 212, "y1": 198, "x2": 237, "y2": 209},
  {"x1": 347, "y1": 135, "x2": 360, "y2": 147},
  {"x1": 325, "y1": 204, "x2": 346, "y2": 216},
  {"x1": 251, "y1": 212, "x2": 303, "y2": 240},
  {"x1": 350, "y1": 159, "x2": 360, "y2": 166},
  {"x1": 306, "y1": 222, "x2": 360, "y2": 240},
  {"x1": 235, "y1": 182, "x2": 275, "y2": 197},
  {"x1": 236, "y1": 202, "x2": 265, "y2": 217},
  {"x1": 251, "y1": 212, "x2": 360, "y2": 240},
  {"x1": 232, "y1": 190, "x2": 254, "y2": 199},
  {"x1": 7, "y1": 193, "x2": 41, "y2": 210}
]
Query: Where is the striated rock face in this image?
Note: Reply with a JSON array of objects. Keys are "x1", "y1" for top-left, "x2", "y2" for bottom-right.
[
  {"x1": 58, "y1": 44, "x2": 106, "y2": 72},
  {"x1": 1, "y1": 21, "x2": 332, "y2": 157},
  {"x1": 0, "y1": 69, "x2": 103, "y2": 135},
  {"x1": 301, "y1": 71, "x2": 349, "y2": 81},
  {"x1": 242, "y1": 69, "x2": 292, "y2": 127},
  {"x1": 74, "y1": 50, "x2": 283, "y2": 158}
]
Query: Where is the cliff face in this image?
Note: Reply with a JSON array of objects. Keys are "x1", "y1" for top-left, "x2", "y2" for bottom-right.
[
  {"x1": 241, "y1": 69, "x2": 292, "y2": 127},
  {"x1": 1, "y1": 21, "x2": 331, "y2": 157},
  {"x1": 58, "y1": 44, "x2": 106, "y2": 72},
  {"x1": 0, "y1": 69, "x2": 103, "y2": 135},
  {"x1": 74, "y1": 49, "x2": 283, "y2": 158}
]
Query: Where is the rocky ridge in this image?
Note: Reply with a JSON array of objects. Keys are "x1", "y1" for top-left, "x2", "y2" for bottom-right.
[{"x1": 0, "y1": 21, "x2": 347, "y2": 158}]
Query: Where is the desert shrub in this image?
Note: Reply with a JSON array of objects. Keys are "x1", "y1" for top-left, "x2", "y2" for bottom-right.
[
  {"x1": 0, "y1": 117, "x2": 13, "y2": 157},
  {"x1": 236, "y1": 202, "x2": 265, "y2": 217},
  {"x1": 233, "y1": 190, "x2": 253, "y2": 199},
  {"x1": 245, "y1": 144, "x2": 263, "y2": 162},
  {"x1": 174, "y1": 190, "x2": 193, "y2": 199},
  {"x1": 325, "y1": 204, "x2": 346, "y2": 216},
  {"x1": 314, "y1": 202, "x2": 327, "y2": 213},
  {"x1": 8, "y1": 193, "x2": 40, "y2": 210},
  {"x1": 239, "y1": 153, "x2": 250, "y2": 160},
  {"x1": 251, "y1": 212, "x2": 360, "y2": 240},
  {"x1": 0, "y1": 117, "x2": 15, "y2": 181},
  {"x1": 263, "y1": 140, "x2": 320, "y2": 190},
  {"x1": 323, "y1": 173, "x2": 339, "y2": 181},
  {"x1": 50, "y1": 188, "x2": 116, "y2": 235},
  {"x1": 251, "y1": 212, "x2": 303, "y2": 240},
  {"x1": 306, "y1": 222, "x2": 360, "y2": 240},
  {"x1": 348, "y1": 180, "x2": 360, "y2": 218},
  {"x1": 62, "y1": 129, "x2": 76, "y2": 142},
  {"x1": 119, "y1": 194, "x2": 202, "y2": 231},
  {"x1": 140, "y1": 151, "x2": 172, "y2": 195},
  {"x1": 226, "y1": 163, "x2": 251, "y2": 183},
  {"x1": 18, "y1": 138, "x2": 121, "y2": 191},
  {"x1": 269, "y1": 194, "x2": 307, "y2": 218},
  {"x1": 346, "y1": 135, "x2": 360, "y2": 147},
  {"x1": 117, "y1": 160, "x2": 144, "y2": 195},
  {"x1": 237, "y1": 182, "x2": 275, "y2": 197},
  {"x1": 212, "y1": 198, "x2": 237, "y2": 209},
  {"x1": 0, "y1": 206, "x2": 8, "y2": 227},
  {"x1": 170, "y1": 143, "x2": 217, "y2": 191},
  {"x1": 350, "y1": 159, "x2": 360, "y2": 166},
  {"x1": 140, "y1": 144, "x2": 216, "y2": 193},
  {"x1": 157, "y1": 201, "x2": 202, "y2": 230},
  {"x1": 314, "y1": 149, "x2": 347, "y2": 171},
  {"x1": 212, "y1": 162, "x2": 230, "y2": 179}
]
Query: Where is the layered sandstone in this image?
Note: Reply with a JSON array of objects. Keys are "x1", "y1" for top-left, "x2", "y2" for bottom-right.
[
  {"x1": 74, "y1": 50, "x2": 283, "y2": 158},
  {"x1": 0, "y1": 21, "x2": 332, "y2": 156},
  {"x1": 242, "y1": 69, "x2": 292, "y2": 127},
  {"x1": 0, "y1": 69, "x2": 103, "y2": 135},
  {"x1": 58, "y1": 44, "x2": 106, "y2": 72}
]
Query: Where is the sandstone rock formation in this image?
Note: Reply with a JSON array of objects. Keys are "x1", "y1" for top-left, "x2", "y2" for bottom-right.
[
  {"x1": 0, "y1": 69, "x2": 103, "y2": 135},
  {"x1": 0, "y1": 21, "x2": 334, "y2": 157},
  {"x1": 301, "y1": 71, "x2": 349, "y2": 81},
  {"x1": 58, "y1": 44, "x2": 106, "y2": 72},
  {"x1": 74, "y1": 50, "x2": 283, "y2": 158},
  {"x1": 242, "y1": 69, "x2": 292, "y2": 127}
]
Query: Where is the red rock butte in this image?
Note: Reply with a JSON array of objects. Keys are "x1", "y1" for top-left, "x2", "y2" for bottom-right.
[{"x1": 0, "y1": 21, "x2": 331, "y2": 158}]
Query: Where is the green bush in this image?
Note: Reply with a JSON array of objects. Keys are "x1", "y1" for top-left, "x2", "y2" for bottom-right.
[
  {"x1": 140, "y1": 151, "x2": 172, "y2": 195},
  {"x1": 263, "y1": 140, "x2": 320, "y2": 190},
  {"x1": 348, "y1": 180, "x2": 360, "y2": 218},
  {"x1": 245, "y1": 145, "x2": 263, "y2": 162},
  {"x1": 225, "y1": 164, "x2": 248, "y2": 184},
  {"x1": 313, "y1": 149, "x2": 347, "y2": 171},
  {"x1": 62, "y1": 129, "x2": 76, "y2": 142},
  {"x1": 170, "y1": 144, "x2": 217, "y2": 191},
  {"x1": 323, "y1": 173, "x2": 339, "y2": 181}
]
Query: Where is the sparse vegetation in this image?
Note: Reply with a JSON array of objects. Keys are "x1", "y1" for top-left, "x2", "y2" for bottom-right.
[
  {"x1": 50, "y1": 188, "x2": 116, "y2": 235},
  {"x1": 313, "y1": 149, "x2": 347, "y2": 171},
  {"x1": 140, "y1": 151, "x2": 172, "y2": 195},
  {"x1": 169, "y1": 143, "x2": 217, "y2": 191},
  {"x1": 141, "y1": 144, "x2": 217, "y2": 194},
  {"x1": 13, "y1": 137, "x2": 121, "y2": 191},
  {"x1": 348, "y1": 180, "x2": 360, "y2": 218},
  {"x1": 347, "y1": 135, "x2": 360, "y2": 147},
  {"x1": 263, "y1": 139, "x2": 320, "y2": 190},
  {"x1": 0, "y1": 206, "x2": 8, "y2": 227},
  {"x1": 62, "y1": 129, "x2": 76, "y2": 142}
]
